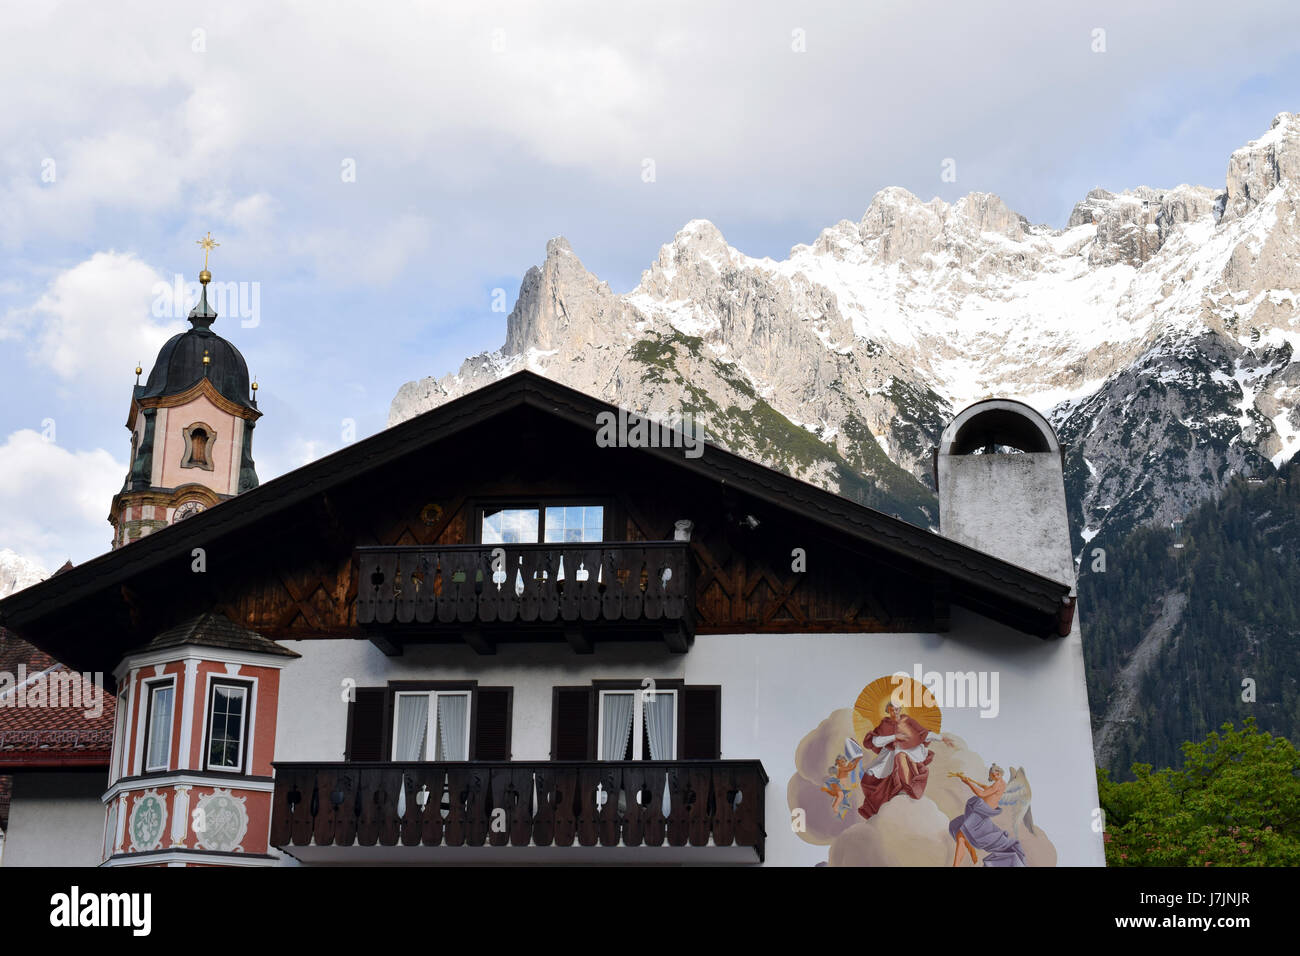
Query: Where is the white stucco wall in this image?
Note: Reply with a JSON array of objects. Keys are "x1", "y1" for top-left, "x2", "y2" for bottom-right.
[
  {"x1": 1, "y1": 771, "x2": 107, "y2": 867},
  {"x1": 274, "y1": 602, "x2": 1104, "y2": 867}
]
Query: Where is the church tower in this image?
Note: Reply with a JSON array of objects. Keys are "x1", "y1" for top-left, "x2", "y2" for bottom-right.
[{"x1": 110, "y1": 236, "x2": 261, "y2": 548}]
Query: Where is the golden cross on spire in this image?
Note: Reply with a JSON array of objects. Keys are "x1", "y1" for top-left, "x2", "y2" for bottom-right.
[{"x1": 196, "y1": 231, "x2": 220, "y2": 274}]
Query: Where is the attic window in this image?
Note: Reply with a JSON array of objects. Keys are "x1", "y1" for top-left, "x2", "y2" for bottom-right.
[
  {"x1": 181, "y1": 422, "x2": 216, "y2": 471},
  {"x1": 479, "y1": 503, "x2": 607, "y2": 544}
]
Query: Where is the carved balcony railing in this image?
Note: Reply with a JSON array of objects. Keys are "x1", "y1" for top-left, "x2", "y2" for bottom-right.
[
  {"x1": 270, "y1": 760, "x2": 767, "y2": 861},
  {"x1": 354, "y1": 542, "x2": 694, "y2": 639}
]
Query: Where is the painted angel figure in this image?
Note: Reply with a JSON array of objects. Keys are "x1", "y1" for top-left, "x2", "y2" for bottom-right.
[
  {"x1": 821, "y1": 739, "x2": 865, "y2": 820},
  {"x1": 947, "y1": 763, "x2": 1027, "y2": 867},
  {"x1": 998, "y1": 766, "x2": 1035, "y2": 839}
]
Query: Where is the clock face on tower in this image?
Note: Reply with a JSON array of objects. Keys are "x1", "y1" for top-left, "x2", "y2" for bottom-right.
[{"x1": 173, "y1": 500, "x2": 206, "y2": 523}]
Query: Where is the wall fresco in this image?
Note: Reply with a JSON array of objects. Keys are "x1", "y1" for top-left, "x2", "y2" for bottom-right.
[{"x1": 788, "y1": 674, "x2": 1057, "y2": 866}]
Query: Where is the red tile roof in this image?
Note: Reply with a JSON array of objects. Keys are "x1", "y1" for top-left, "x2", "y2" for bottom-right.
[{"x1": 0, "y1": 627, "x2": 114, "y2": 769}]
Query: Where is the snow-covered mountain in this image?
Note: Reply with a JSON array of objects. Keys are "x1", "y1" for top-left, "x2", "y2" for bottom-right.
[
  {"x1": 392, "y1": 112, "x2": 1300, "y2": 550},
  {"x1": 0, "y1": 549, "x2": 47, "y2": 598}
]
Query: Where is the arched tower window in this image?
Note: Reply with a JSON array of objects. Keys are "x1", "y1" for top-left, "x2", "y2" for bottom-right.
[
  {"x1": 190, "y1": 428, "x2": 209, "y2": 464},
  {"x1": 181, "y1": 422, "x2": 217, "y2": 471}
]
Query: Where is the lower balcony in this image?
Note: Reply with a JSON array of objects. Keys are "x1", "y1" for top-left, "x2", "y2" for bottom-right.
[{"x1": 270, "y1": 760, "x2": 767, "y2": 864}]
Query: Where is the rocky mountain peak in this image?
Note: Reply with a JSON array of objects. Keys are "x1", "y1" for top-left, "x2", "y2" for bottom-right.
[
  {"x1": 1222, "y1": 110, "x2": 1300, "y2": 222},
  {"x1": 636, "y1": 218, "x2": 738, "y2": 297},
  {"x1": 502, "y1": 235, "x2": 623, "y2": 356},
  {"x1": 1065, "y1": 183, "x2": 1221, "y2": 266},
  {"x1": 949, "y1": 191, "x2": 1027, "y2": 241},
  {"x1": 393, "y1": 111, "x2": 1300, "y2": 547},
  {"x1": 857, "y1": 187, "x2": 945, "y2": 266}
]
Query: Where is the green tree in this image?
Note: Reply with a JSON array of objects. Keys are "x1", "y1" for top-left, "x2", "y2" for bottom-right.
[{"x1": 1098, "y1": 719, "x2": 1300, "y2": 866}]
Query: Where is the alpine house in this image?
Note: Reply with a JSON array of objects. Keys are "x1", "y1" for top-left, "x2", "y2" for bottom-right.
[{"x1": 0, "y1": 249, "x2": 1104, "y2": 867}]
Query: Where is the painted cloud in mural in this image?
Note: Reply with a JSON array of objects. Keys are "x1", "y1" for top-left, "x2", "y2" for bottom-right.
[{"x1": 787, "y1": 701, "x2": 1058, "y2": 867}]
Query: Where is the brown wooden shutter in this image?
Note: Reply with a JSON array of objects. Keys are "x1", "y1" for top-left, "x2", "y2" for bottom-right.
[
  {"x1": 551, "y1": 687, "x2": 593, "y2": 760},
  {"x1": 473, "y1": 687, "x2": 513, "y2": 760},
  {"x1": 345, "y1": 688, "x2": 387, "y2": 761},
  {"x1": 679, "y1": 685, "x2": 721, "y2": 759}
]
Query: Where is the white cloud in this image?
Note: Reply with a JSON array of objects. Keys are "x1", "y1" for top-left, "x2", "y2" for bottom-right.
[
  {"x1": 1, "y1": 251, "x2": 185, "y2": 393},
  {"x1": 289, "y1": 213, "x2": 434, "y2": 286},
  {"x1": 0, "y1": 430, "x2": 123, "y2": 568},
  {"x1": 3, "y1": 1, "x2": 1299, "y2": 254}
]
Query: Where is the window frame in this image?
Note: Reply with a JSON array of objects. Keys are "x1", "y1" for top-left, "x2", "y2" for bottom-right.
[
  {"x1": 472, "y1": 497, "x2": 614, "y2": 545},
  {"x1": 142, "y1": 678, "x2": 176, "y2": 774},
  {"x1": 202, "y1": 676, "x2": 255, "y2": 774},
  {"x1": 387, "y1": 680, "x2": 477, "y2": 762},
  {"x1": 592, "y1": 678, "x2": 683, "y2": 762},
  {"x1": 110, "y1": 685, "x2": 129, "y2": 783},
  {"x1": 551, "y1": 680, "x2": 720, "y2": 761},
  {"x1": 595, "y1": 686, "x2": 681, "y2": 764}
]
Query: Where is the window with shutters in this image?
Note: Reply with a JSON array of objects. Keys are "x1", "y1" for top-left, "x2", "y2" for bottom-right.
[
  {"x1": 345, "y1": 683, "x2": 512, "y2": 761},
  {"x1": 552, "y1": 682, "x2": 721, "y2": 761}
]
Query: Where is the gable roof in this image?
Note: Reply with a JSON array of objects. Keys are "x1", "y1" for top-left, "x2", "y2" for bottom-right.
[{"x1": 0, "y1": 371, "x2": 1073, "y2": 670}]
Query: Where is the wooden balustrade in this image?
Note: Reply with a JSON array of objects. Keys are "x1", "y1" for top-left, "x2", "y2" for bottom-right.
[
  {"x1": 270, "y1": 759, "x2": 766, "y2": 860},
  {"x1": 354, "y1": 542, "x2": 694, "y2": 641}
]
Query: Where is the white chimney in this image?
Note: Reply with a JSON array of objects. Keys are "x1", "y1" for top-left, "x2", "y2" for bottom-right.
[{"x1": 935, "y1": 399, "x2": 1075, "y2": 590}]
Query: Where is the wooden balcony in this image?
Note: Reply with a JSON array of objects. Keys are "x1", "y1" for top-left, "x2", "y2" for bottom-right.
[
  {"x1": 270, "y1": 759, "x2": 767, "y2": 863},
  {"x1": 354, "y1": 542, "x2": 695, "y2": 653}
]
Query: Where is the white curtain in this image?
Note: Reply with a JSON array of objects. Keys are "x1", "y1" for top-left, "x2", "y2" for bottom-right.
[
  {"x1": 644, "y1": 693, "x2": 675, "y2": 760},
  {"x1": 601, "y1": 693, "x2": 635, "y2": 760},
  {"x1": 394, "y1": 695, "x2": 429, "y2": 761},
  {"x1": 147, "y1": 686, "x2": 173, "y2": 768},
  {"x1": 436, "y1": 694, "x2": 469, "y2": 761}
]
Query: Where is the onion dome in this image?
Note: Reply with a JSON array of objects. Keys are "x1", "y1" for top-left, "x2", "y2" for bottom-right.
[{"x1": 135, "y1": 237, "x2": 255, "y2": 411}]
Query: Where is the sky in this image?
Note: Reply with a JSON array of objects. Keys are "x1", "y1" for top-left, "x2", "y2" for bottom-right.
[{"x1": 1, "y1": 0, "x2": 1299, "y2": 571}]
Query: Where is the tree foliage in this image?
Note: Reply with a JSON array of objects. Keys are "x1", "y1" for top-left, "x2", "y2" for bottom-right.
[{"x1": 1098, "y1": 719, "x2": 1300, "y2": 866}]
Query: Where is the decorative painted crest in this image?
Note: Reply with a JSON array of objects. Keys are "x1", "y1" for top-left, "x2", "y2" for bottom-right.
[
  {"x1": 128, "y1": 789, "x2": 168, "y2": 852},
  {"x1": 193, "y1": 788, "x2": 249, "y2": 853}
]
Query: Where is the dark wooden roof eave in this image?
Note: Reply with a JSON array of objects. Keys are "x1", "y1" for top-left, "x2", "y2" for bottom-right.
[{"x1": 0, "y1": 371, "x2": 1071, "y2": 638}]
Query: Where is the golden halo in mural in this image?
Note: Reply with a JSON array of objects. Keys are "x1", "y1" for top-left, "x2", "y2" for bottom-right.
[{"x1": 852, "y1": 674, "x2": 943, "y2": 743}]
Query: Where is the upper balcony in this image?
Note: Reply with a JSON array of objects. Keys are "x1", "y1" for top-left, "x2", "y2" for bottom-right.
[
  {"x1": 269, "y1": 758, "x2": 767, "y2": 863},
  {"x1": 354, "y1": 541, "x2": 695, "y2": 653}
]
